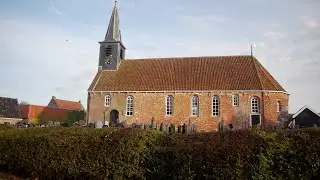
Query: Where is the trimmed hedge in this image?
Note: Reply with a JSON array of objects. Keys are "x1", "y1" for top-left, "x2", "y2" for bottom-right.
[
  {"x1": 0, "y1": 124, "x2": 13, "y2": 131},
  {"x1": 1, "y1": 127, "x2": 320, "y2": 179}
]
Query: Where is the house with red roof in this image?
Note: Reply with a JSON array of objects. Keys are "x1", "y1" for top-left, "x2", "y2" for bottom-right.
[
  {"x1": 20, "y1": 96, "x2": 85, "y2": 124},
  {"x1": 47, "y1": 96, "x2": 84, "y2": 111},
  {"x1": 20, "y1": 105, "x2": 70, "y2": 124}
]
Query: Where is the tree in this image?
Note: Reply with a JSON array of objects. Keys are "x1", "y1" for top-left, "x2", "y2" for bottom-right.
[
  {"x1": 67, "y1": 110, "x2": 85, "y2": 124},
  {"x1": 230, "y1": 106, "x2": 250, "y2": 130},
  {"x1": 38, "y1": 114, "x2": 51, "y2": 124},
  {"x1": 19, "y1": 101, "x2": 29, "y2": 105},
  {"x1": 277, "y1": 106, "x2": 290, "y2": 129}
]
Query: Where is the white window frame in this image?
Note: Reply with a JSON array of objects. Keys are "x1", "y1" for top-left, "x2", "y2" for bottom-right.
[
  {"x1": 250, "y1": 114, "x2": 261, "y2": 127},
  {"x1": 232, "y1": 94, "x2": 239, "y2": 107},
  {"x1": 212, "y1": 96, "x2": 220, "y2": 116},
  {"x1": 104, "y1": 95, "x2": 111, "y2": 107},
  {"x1": 251, "y1": 97, "x2": 259, "y2": 114},
  {"x1": 126, "y1": 96, "x2": 134, "y2": 116},
  {"x1": 166, "y1": 95, "x2": 174, "y2": 116},
  {"x1": 191, "y1": 95, "x2": 199, "y2": 116}
]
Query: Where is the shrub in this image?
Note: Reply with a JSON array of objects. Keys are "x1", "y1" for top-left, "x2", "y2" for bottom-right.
[
  {"x1": 146, "y1": 129, "x2": 320, "y2": 180},
  {"x1": 0, "y1": 124, "x2": 13, "y2": 131},
  {"x1": 0, "y1": 127, "x2": 168, "y2": 179},
  {"x1": 1, "y1": 127, "x2": 320, "y2": 179}
]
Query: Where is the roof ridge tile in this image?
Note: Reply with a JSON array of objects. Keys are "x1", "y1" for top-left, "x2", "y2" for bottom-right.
[{"x1": 123, "y1": 55, "x2": 252, "y2": 61}]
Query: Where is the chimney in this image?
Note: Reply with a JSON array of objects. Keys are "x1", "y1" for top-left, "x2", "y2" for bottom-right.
[
  {"x1": 79, "y1": 100, "x2": 81, "y2": 103},
  {"x1": 52, "y1": 96, "x2": 56, "y2": 99}
]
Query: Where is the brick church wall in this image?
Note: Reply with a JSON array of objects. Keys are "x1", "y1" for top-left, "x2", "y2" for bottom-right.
[
  {"x1": 263, "y1": 92, "x2": 289, "y2": 126},
  {"x1": 88, "y1": 92, "x2": 289, "y2": 132}
]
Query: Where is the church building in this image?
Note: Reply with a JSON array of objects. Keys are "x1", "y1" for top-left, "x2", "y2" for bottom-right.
[{"x1": 87, "y1": 2, "x2": 289, "y2": 131}]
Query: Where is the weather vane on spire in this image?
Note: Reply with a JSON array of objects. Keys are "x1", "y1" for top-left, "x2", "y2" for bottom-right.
[
  {"x1": 249, "y1": 44, "x2": 256, "y2": 57},
  {"x1": 115, "y1": 0, "x2": 118, "y2": 7}
]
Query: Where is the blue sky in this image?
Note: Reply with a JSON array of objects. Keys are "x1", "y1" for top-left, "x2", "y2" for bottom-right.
[{"x1": 0, "y1": 0, "x2": 319, "y2": 113}]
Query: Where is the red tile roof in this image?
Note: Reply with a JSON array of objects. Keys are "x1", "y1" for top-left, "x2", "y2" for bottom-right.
[
  {"x1": 19, "y1": 105, "x2": 30, "y2": 119},
  {"x1": 53, "y1": 99, "x2": 84, "y2": 111},
  {"x1": 19, "y1": 105, "x2": 72, "y2": 123},
  {"x1": 88, "y1": 56, "x2": 286, "y2": 92}
]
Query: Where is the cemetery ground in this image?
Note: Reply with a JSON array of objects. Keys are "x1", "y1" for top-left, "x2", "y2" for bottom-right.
[{"x1": 1, "y1": 124, "x2": 320, "y2": 179}]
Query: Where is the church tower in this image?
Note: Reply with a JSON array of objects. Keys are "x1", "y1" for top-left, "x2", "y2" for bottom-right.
[{"x1": 98, "y1": 1, "x2": 126, "y2": 71}]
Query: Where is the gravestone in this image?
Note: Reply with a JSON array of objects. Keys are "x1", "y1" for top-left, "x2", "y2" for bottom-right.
[
  {"x1": 229, "y1": 124, "x2": 233, "y2": 130},
  {"x1": 165, "y1": 124, "x2": 169, "y2": 132},
  {"x1": 95, "y1": 122, "x2": 103, "y2": 129},
  {"x1": 168, "y1": 124, "x2": 172, "y2": 133},
  {"x1": 182, "y1": 124, "x2": 186, "y2": 134},
  {"x1": 132, "y1": 123, "x2": 136, "y2": 128},
  {"x1": 88, "y1": 123, "x2": 95, "y2": 128},
  {"x1": 151, "y1": 117, "x2": 156, "y2": 129},
  {"x1": 192, "y1": 124, "x2": 197, "y2": 133},
  {"x1": 186, "y1": 124, "x2": 190, "y2": 133},
  {"x1": 170, "y1": 124, "x2": 176, "y2": 133},
  {"x1": 160, "y1": 123, "x2": 164, "y2": 131}
]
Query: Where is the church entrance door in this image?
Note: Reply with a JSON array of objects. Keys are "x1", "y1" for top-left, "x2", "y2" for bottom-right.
[
  {"x1": 250, "y1": 114, "x2": 261, "y2": 127},
  {"x1": 109, "y1": 110, "x2": 119, "y2": 127}
]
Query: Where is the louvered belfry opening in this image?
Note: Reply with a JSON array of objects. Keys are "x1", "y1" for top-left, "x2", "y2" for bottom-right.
[
  {"x1": 105, "y1": 46, "x2": 112, "y2": 56},
  {"x1": 120, "y1": 49, "x2": 124, "y2": 59}
]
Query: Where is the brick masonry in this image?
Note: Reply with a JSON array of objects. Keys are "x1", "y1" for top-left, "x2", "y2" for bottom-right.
[{"x1": 87, "y1": 92, "x2": 289, "y2": 132}]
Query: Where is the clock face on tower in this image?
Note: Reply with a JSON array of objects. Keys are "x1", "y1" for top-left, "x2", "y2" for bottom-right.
[{"x1": 105, "y1": 56, "x2": 113, "y2": 66}]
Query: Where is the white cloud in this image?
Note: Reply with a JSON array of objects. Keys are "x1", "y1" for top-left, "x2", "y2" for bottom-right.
[
  {"x1": 177, "y1": 13, "x2": 230, "y2": 33},
  {"x1": 49, "y1": 0, "x2": 65, "y2": 16},
  {"x1": 0, "y1": 18, "x2": 98, "y2": 106},
  {"x1": 300, "y1": 16, "x2": 320, "y2": 29},
  {"x1": 180, "y1": 14, "x2": 230, "y2": 23},
  {"x1": 263, "y1": 31, "x2": 285, "y2": 40},
  {"x1": 256, "y1": 23, "x2": 320, "y2": 113},
  {"x1": 119, "y1": 0, "x2": 137, "y2": 9}
]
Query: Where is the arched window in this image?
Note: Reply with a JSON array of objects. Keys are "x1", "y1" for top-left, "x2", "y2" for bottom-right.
[
  {"x1": 105, "y1": 95, "x2": 111, "y2": 107},
  {"x1": 126, "y1": 96, "x2": 134, "y2": 116},
  {"x1": 251, "y1": 97, "x2": 259, "y2": 113},
  {"x1": 191, "y1": 95, "x2": 199, "y2": 116},
  {"x1": 166, "y1": 95, "x2": 173, "y2": 116},
  {"x1": 105, "y1": 45, "x2": 112, "y2": 56},
  {"x1": 212, "y1": 96, "x2": 220, "y2": 116},
  {"x1": 277, "y1": 101, "x2": 282, "y2": 112},
  {"x1": 233, "y1": 94, "x2": 239, "y2": 106}
]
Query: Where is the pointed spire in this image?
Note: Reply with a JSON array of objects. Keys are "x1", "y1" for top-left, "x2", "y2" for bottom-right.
[{"x1": 105, "y1": 0, "x2": 122, "y2": 42}]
